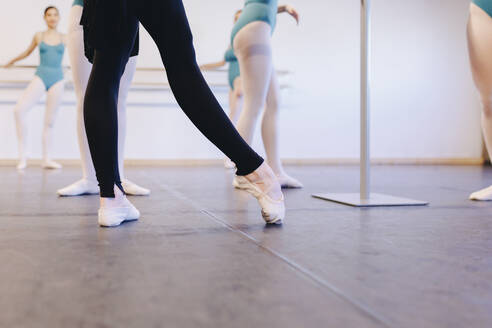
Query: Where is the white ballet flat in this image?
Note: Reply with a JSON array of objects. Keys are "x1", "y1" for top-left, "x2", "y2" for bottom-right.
[
  {"x1": 57, "y1": 179, "x2": 100, "y2": 197},
  {"x1": 277, "y1": 174, "x2": 304, "y2": 189},
  {"x1": 42, "y1": 160, "x2": 62, "y2": 170},
  {"x1": 233, "y1": 175, "x2": 285, "y2": 224},
  {"x1": 98, "y1": 200, "x2": 140, "y2": 227},
  {"x1": 469, "y1": 185, "x2": 492, "y2": 201},
  {"x1": 17, "y1": 160, "x2": 27, "y2": 170},
  {"x1": 121, "y1": 179, "x2": 151, "y2": 196}
]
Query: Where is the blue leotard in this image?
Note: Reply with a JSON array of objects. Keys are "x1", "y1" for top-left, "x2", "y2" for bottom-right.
[
  {"x1": 35, "y1": 41, "x2": 65, "y2": 90},
  {"x1": 225, "y1": 48, "x2": 240, "y2": 90},
  {"x1": 231, "y1": 0, "x2": 278, "y2": 44},
  {"x1": 72, "y1": 0, "x2": 84, "y2": 7},
  {"x1": 473, "y1": 0, "x2": 492, "y2": 17}
]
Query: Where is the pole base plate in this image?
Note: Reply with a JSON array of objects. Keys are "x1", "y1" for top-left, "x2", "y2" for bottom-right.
[{"x1": 312, "y1": 193, "x2": 428, "y2": 207}]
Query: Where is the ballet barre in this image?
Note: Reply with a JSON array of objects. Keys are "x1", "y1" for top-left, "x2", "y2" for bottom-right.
[
  {"x1": 0, "y1": 65, "x2": 291, "y2": 76},
  {"x1": 312, "y1": 0, "x2": 428, "y2": 207},
  {"x1": 0, "y1": 65, "x2": 292, "y2": 90},
  {"x1": 0, "y1": 80, "x2": 292, "y2": 91}
]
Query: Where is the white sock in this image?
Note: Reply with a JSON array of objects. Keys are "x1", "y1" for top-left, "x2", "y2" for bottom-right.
[
  {"x1": 121, "y1": 179, "x2": 150, "y2": 196},
  {"x1": 101, "y1": 186, "x2": 128, "y2": 208}
]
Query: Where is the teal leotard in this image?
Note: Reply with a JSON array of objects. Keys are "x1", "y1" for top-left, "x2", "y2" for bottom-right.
[
  {"x1": 473, "y1": 0, "x2": 492, "y2": 17},
  {"x1": 35, "y1": 41, "x2": 65, "y2": 90},
  {"x1": 231, "y1": 0, "x2": 278, "y2": 44},
  {"x1": 225, "y1": 48, "x2": 240, "y2": 90},
  {"x1": 72, "y1": 0, "x2": 84, "y2": 7}
]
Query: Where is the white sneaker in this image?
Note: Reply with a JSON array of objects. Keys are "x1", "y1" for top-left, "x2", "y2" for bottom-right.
[
  {"x1": 98, "y1": 197, "x2": 140, "y2": 227},
  {"x1": 57, "y1": 179, "x2": 100, "y2": 197},
  {"x1": 233, "y1": 175, "x2": 285, "y2": 224},
  {"x1": 121, "y1": 179, "x2": 151, "y2": 196},
  {"x1": 42, "y1": 160, "x2": 62, "y2": 170}
]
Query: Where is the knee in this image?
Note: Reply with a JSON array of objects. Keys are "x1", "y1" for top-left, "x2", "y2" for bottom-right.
[{"x1": 245, "y1": 98, "x2": 267, "y2": 115}]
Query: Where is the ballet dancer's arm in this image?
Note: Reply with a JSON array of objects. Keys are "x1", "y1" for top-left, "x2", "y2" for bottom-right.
[
  {"x1": 200, "y1": 60, "x2": 227, "y2": 71},
  {"x1": 278, "y1": 5, "x2": 300, "y2": 25},
  {"x1": 4, "y1": 33, "x2": 40, "y2": 68}
]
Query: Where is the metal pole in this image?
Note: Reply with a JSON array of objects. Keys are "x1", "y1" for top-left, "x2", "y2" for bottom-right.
[
  {"x1": 312, "y1": 0, "x2": 427, "y2": 207},
  {"x1": 360, "y1": 0, "x2": 371, "y2": 200}
]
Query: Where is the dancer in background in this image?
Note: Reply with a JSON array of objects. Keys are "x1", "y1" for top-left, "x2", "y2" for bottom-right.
[
  {"x1": 5, "y1": 6, "x2": 65, "y2": 170},
  {"x1": 57, "y1": 0, "x2": 149, "y2": 197},
  {"x1": 200, "y1": 11, "x2": 243, "y2": 169},
  {"x1": 231, "y1": 1, "x2": 303, "y2": 189},
  {"x1": 81, "y1": 0, "x2": 284, "y2": 227},
  {"x1": 468, "y1": 0, "x2": 492, "y2": 200}
]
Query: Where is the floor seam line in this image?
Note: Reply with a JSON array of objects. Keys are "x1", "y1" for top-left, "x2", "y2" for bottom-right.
[
  {"x1": 200, "y1": 209, "x2": 393, "y2": 328},
  {"x1": 156, "y1": 181, "x2": 393, "y2": 328}
]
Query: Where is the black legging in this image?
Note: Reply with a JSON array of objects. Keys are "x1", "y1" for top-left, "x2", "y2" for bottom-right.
[{"x1": 83, "y1": 0, "x2": 264, "y2": 197}]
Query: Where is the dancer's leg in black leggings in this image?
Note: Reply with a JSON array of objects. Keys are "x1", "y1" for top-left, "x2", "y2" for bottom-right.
[
  {"x1": 134, "y1": 0, "x2": 263, "y2": 173},
  {"x1": 83, "y1": 17, "x2": 139, "y2": 198},
  {"x1": 84, "y1": 0, "x2": 263, "y2": 198}
]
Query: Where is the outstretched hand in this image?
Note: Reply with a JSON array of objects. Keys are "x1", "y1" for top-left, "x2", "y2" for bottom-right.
[{"x1": 286, "y1": 5, "x2": 300, "y2": 25}]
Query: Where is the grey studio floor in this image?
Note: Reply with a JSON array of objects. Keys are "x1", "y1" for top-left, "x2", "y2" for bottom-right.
[{"x1": 1, "y1": 164, "x2": 492, "y2": 328}]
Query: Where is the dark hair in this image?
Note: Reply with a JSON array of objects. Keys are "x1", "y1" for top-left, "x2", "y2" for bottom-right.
[{"x1": 44, "y1": 6, "x2": 59, "y2": 16}]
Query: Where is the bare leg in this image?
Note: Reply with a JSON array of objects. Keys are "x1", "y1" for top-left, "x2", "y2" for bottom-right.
[
  {"x1": 116, "y1": 56, "x2": 135, "y2": 180},
  {"x1": 231, "y1": 21, "x2": 283, "y2": 220},
  {"x1": 262, "y1": 70, "x2": 303, "y2": 188},
  {"x1": 234, "y1": 21, "x2": 273, "y2": 145},
  {"x1": 42, "y1": 80, "x2": 65, "y2": 169},
  {"x1": 116, "y1": 56, "x2": 151, "y2": 195},
  {"x1": 13, "y1": 76, "x2": 45, "y2": 170},
  {"x1": 234, "y1": 22, "x2": 301, "y2": 189},
  {"x1": 137, "y1": 1, "x2": 283, "y2": 223},
  {"x1": 229, "y1": 78, "x2": 244, "y2": 124},
  {"x1": 58, "y1": 5, "x2": 149, "y2": 196},
  {"x1": 468, "y1": 3, "x2": 492, "y2": 200},
  {"x1": 57, "y1": 5, "x2": 101, "y2": 195}
]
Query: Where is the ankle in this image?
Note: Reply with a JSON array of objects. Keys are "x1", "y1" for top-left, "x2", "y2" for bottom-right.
[
  {"x1": 247, "y1": 162, "x2": 275, "y2": 182},
  {"x1": 82, "y1": 178, "x2": 98, "y2": 185},
  {"x1": 100, "y1": 186, "x2": 126, "y2": 207}
]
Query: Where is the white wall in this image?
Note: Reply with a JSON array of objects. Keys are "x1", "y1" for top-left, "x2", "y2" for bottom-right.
[{"x1": 0, "y1": 0, "x2": 482, "y2": 161}]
